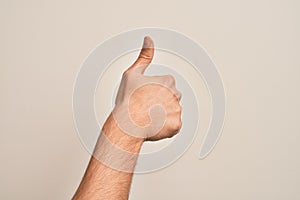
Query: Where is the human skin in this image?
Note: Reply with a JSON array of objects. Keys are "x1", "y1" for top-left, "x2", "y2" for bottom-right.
[{"x1": 72, "y1": 36, "x2": 182, "y2": 200}]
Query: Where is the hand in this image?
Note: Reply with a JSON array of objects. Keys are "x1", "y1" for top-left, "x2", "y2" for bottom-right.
[
  {"x1": 112, "y1": 36, "x2": 182, "y2": 141},
  {"x1": 73, "y1": 36, "x2": 183, "y2": 199}
]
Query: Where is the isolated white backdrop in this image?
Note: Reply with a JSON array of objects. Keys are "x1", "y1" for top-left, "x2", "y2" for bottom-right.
[{"x1": 1, "y1": 0, "x2": 300, "y2": 199}]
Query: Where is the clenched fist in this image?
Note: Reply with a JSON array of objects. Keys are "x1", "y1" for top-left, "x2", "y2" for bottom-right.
[{"x1": 112, "y1": 36, "x2": 182, "y2": 141}]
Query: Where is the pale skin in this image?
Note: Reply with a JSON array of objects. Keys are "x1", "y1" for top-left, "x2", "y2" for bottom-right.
[{"x1": 72, "y1": 36, "x2": 182, "y2": 200}]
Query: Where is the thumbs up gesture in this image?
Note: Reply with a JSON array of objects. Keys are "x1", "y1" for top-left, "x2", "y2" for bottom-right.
[{"x1": 112, "y1": 36, "x2": 182, "y2": 141}]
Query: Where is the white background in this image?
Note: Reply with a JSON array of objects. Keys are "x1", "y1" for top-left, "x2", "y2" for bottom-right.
[{"x1": 1, "y1": 0, "x2": 300, "y2": 199}]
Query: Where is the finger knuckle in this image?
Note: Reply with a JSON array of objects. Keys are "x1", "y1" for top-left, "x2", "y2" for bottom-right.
[
  {"x1": 175, "y1": 104, "x2": 182, "y2": 113},
  {"x1": 176, "y1": 91, "x2": 182, "y2": 100},
  {"x1": 173, "y1": 119, "x2": 182, "y2": 131},
  {"x1": 165, "y1": 75, "x2": 175, "y2": 84},
  {"x1": 122, "y1": 70, "x2": 130, "y2": 77}
]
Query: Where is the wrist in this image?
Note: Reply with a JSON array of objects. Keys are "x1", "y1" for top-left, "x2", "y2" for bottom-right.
[
  {"x1": 92, "y1": 114, "x2": 144, "y2": 173},
  {"x1": 102, "y1": 113, "x2": 144, "y2": 154}
]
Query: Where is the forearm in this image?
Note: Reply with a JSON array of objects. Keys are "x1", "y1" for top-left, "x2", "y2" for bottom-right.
[
  {"x1": 72, "y1": 36, "x2": 182, "y2": 200},
  {"x1": 72, "y1": 114, "x2": 144, "y2": 200}
]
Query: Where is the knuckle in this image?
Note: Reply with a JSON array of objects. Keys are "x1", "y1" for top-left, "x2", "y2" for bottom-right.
[
  {"x1": 122, "y1": 69, "x2": 132, "y2": 78},
  {"x1": 123, "y1": 70, "x2": 130, "y2": 76},
  {"x1": 176, "y1": 91, "x2": 182, "y2": 100},
  {"x1": 173, "y1": 118, "x2": 182, "y2": 131},
  {"x1": 165, "y1": 75, "x2": 175, "y2": 84},
  {"x1": 175, "y1": 104, "x2": 182, "y2": 113}
]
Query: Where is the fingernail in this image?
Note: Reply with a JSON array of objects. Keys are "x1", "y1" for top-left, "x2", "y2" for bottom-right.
[{"x1": 143, "y1": 36, "x2": 152, "y2": 48}]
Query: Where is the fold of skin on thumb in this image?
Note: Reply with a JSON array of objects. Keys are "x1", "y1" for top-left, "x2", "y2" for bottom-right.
[{"x1": 130, "y1": 36, "x2": 154, "y2": 74}]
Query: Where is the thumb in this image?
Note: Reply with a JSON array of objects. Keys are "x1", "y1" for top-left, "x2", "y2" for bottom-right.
[{"x1": 128, "y1": 36, "x2": 154, "y2": 74}]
